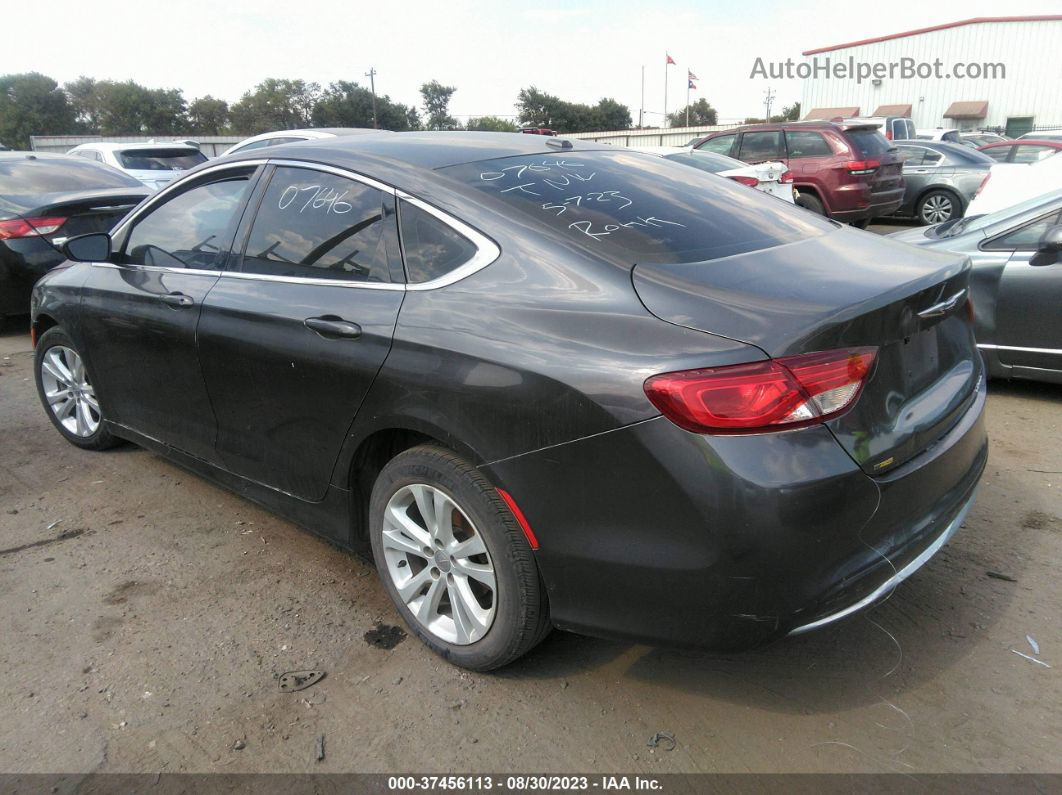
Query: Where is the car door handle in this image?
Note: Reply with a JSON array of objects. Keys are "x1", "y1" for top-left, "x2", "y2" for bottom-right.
[
  {"x1": 304, "y1": 316, "x2": 362, "y2": 339},
  {"x1": 160, "y1": 292, "x2": 194, "y2": 307}
]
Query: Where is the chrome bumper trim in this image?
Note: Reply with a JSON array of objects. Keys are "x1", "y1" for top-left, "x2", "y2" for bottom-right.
[{"x1": 788, "y1": 490, "x2": 976, "y2": 636}]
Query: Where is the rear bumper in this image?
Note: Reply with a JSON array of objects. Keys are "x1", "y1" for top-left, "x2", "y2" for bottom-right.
[{"x1": 486, "y1": 377, "x2": 987, "y2": 650}]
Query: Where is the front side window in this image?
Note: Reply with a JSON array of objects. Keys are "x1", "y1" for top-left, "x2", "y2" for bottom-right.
[
  {"x1": 240, "y1": 166, "x2": 393, "y2": 283},
  {"x1": 399, "y1": 200, "x2": 479, "y2": 284},
  {"x1": 1013, "y1": 145, "x2": 1057, "y2": 164},
  {"x1": 697, "y1": 134, "x2": 735, "y2": 156},
  {"x1": 737, "y1": 131, "x2": 784, "y2": 162},
  {"x1": 984, "y1": 211, "x2": 1062, "y2": 250},
  {"x1": 123, "y1": 176, "x2": 250, "y2": 269},
  {"x1": 785, "y1": 131, "x2": 831, "y2": 158},
  {"x1": 982, "y1": 146, "x2": 1012, "y2": 162}
]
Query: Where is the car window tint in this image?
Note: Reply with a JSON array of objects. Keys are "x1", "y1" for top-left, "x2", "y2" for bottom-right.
[
  {"x1": 125, "y1": 177, "x2": 250, "y2": 269},
  {"x1": 784, "y1": 131, "x2": 831, "y2": 158},
  {"x1": 241, "y1": 166, "x2": 392, "y2": 283},
  {"x1": 897, "y1": 146, "x2": 924, "y2": 165},
  {"x1": 1013, "y1": 145, "x2": 1055, "y2": 164},
  {"x1": 737, "y1": 131, "x2": 784, "y2": 162},
  {"x1": 265, "y1": 137, "x2": 303, "y2": 147},
  {"x1": 846, "y1": 129, "x2": 891, "y2": 157},
  {"x1": 117, "y1": 149, "x2": 208, "y2": 170},
  {"x1": 663, "y1": 152, "x2": 737, "y2": 174},
  {"x1": 442, "y1": 150, "x2": 831, "y2": 266},
  {"x1": 922, "y1": 149, "x2": 944, "y2": 165},
  {"x1": 985, "y1": 211, "x2": 1062, "y2": 250},
  {"x1": 697, "y1": 134, "x2": 735, "y2": 156},
  {"x1": 982, "y1": 146, "x2": 1011, "y2": 162},
  {"x1": 233, "y1": 139, "x2": 272, "y2": 152},
  {"x1": 399, "y1": 200, "x2": 479, "y2": 283}
]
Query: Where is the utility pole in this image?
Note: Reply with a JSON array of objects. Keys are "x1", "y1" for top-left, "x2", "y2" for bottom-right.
[
  {"x1": 763, "y1": 86, "x2": 775, "y2": 122},
  {"x1": 365, "y1": 67, "x2": 378, "y2": 129}
]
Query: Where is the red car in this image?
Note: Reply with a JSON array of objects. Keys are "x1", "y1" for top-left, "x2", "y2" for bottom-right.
[
  {"x1": 976, "y1": 140, "x2": 1062, "y2": 164},
  {"x1": 692, "y1": 121, "x2": 904, "y2": 226}
]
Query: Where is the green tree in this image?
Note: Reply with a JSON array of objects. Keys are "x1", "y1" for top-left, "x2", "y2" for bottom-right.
[
  {"x1": 592, "y1": 98, "x2": 632, "y2": 131},
  {"x1": 516, "y1": 86, "x2": 631, "y2": 133},
  {"x1": 465, "y1": 116, "x2": 518, "y2": 132},
  {"x1": 780, "y1": 101, "x2": 801, "y2": 121},
  {"x1": 420, "y1": 80, "x2": 459, "y2": 130},
  {"x1": 0, "y1": 73, "x2": 77, "y2": 149},
  {"x1": 142, "y1": 87, "x2": 188, "y2": 135},
  {"x1": 229, "y1": 78, "x2": 321, "y2": 134},
  {"x1": 312, "y1": 81, "x2": 418, "y2": 131},
  {"x1": 667, "y1": 98, "x2": 718, "y2": 128},
  {"x1": 188, "y1": 96, "x2": 230, "y2": 134},
  {"x1": 65, "y1": 76, "x2": 101, "y2": 131}
]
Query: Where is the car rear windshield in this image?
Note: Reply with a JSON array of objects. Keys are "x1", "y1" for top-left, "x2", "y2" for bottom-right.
[
  {"x1": 0, "y1": 155, "x2": 143, "y2": 203},
  {"x1": 845, "y1": 129, "x2": 893, "y2": 158},
  {"x1": 117, "y1": 149, "x2": 208, "y2": 170},
  {"x1": 440, "y1": 150, "x2": 831, "y2": 265}
]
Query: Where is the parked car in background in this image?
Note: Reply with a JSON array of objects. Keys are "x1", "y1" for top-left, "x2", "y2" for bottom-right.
[
  {"x1": 627, "y1": 146, "x2": 795, "y2": 203},
  {"x1": 1018, "y1": 129, "x2": 1062, "y2": 142},
  {"x1": 67, "y1": 142, "x2": 207, "y2": 192},
  {"x1": 962, "y1": 132, "x2": 1009, "y2": 147},
  {"x1": 891, "y1": 141, "x2": 993, "y2": 224},
  {"x1": 966, "y1": 148, "x2": 1062, "y2": 216},
  {"x1": 915, "y1": 128, "x2": 970, "y2": 146},
  {"x1": 843, "y1": 116, "x2": 915, "y2": 141},
  {"x1": 890, "y1": 188, "x2": 1062, "y2": 383},
  {"x1": 224, "y1": 128, "x2": 385, "y2": 156},
  {"x1": 977, "y1": 140, "x2": 1062, "y2": 164},
  {"x1": 0, "y1": 152, "x2": 147, "y2": 329},
  {"x1": 693, "y1": 120, "x2": 904, "y2": 226},
  {"x1": 30, "y1": 132, "x2": 985, "y2": 669}
]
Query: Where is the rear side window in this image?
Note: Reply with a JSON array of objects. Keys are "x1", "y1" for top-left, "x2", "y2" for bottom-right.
[
  {"x1": 697, "y1": 134, "x2": 735, "y2": 156},
  {"x1": 737, "y1": 131, "x2": 784, "y2": 162},
  {"x1": 241, "y1": 166, "x2": 393, "y2": 283},
  {"x1": 785, "y1": 131, "x2": 832, "y2": 158},
  {"x1": 117, "y1": 149, "x2": 208, "y2": 170},
  {"x1": 124, "y1": 177, "x2": 250, "y2": 269},
  {"x1": 442, "y1": 150, "x2": 831, "y2": 265},
  {"x1": 399, "y1": 200, "x2": 479, "y2": 284},
  {"x1": 845, "y1": 129, "x2": 892, "y2": 158}
]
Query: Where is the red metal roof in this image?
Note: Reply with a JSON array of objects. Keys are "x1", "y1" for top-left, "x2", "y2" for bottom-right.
[{"x1": 803, "y1": 16, "x2": 1062, "y2": 55}]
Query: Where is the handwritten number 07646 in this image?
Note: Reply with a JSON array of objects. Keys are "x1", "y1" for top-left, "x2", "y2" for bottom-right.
[{"x1": 278, "y1": 185, "x2": 353, "y2": 215}]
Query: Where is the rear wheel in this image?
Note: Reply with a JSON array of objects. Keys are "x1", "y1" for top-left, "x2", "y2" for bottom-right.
[
  {"x1": 34, "y1": 327, "x2": 120, "y2": 451},
  {"x1": 795, "y1": 192, "x2": 825, "y2": 216},
  {"x1": 917, "y1": 190, "x2": 959, "y2": 225},
  {"x1": 369, "y1": 444, "x2": 550, "y2": 670}
]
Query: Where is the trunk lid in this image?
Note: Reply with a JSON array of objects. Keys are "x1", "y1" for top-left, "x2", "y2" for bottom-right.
[
  {"x1": 26, "y1": 188, "x2": 148, "y2": 247},
  {"x1": 632, "y1": 228, "x2": 981, "y2": 474}
]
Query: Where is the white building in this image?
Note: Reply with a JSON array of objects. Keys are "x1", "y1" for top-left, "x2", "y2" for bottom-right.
[{"x1": 799, "y1": 16, "x2": 1062, "y2": 136}]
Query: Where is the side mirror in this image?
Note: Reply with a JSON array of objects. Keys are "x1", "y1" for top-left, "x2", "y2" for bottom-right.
[
  {"x1": 62, "y1": 232, "x2": 111, "y2": 263},
  {"x1": 1037, "y1": 224, "x2": 1062, "y2": 254}
]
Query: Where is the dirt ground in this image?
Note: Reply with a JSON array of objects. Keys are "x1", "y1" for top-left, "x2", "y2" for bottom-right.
[{"x1": 1, "y1": 291, "x2": 1060, "y2": 774}]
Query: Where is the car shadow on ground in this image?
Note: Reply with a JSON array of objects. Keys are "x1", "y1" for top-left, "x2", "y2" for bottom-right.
[{"x1": 499, "y1": 464, "x2": 1027, "y2": 716}]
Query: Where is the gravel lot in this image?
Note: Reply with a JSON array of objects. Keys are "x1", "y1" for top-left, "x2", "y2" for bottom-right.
[{"x1": 1, "y1": 223, "x2": 1060, "y2": 773}]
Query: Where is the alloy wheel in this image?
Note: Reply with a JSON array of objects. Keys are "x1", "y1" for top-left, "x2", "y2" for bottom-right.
[
  {"x1": 381, "y1": 483, "x2": 497, "y2": 645},
  {"x1": 40, "y1": 345, "x2": 101, "y2": 438},
  {"x1": 921, "y1": 194, "x2": 954, "y2": 224}
]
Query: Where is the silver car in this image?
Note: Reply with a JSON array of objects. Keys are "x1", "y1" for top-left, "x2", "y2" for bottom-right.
[
  {"x1": 891, "y1": 141, "x2": 994, "y2": 225},
  {"x1": 889, "y1": 188, "x2": 1062, "y2": 383}
]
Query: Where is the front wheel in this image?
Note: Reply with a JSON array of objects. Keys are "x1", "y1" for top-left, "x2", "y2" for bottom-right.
[
  {"x1": 34, "y1": 326, "x2": 120, "y2": 450},
  {"x1": 917, "y1": 190, "x2": 959, "y2": 225},
  {"x1": 369, "y1": 444, "x2": 550, "y2": 670}
]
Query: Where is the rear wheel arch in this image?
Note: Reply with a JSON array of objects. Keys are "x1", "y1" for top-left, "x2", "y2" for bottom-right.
[{"x1": 794, "y1": 186, "x2": 827, "y2": 214}]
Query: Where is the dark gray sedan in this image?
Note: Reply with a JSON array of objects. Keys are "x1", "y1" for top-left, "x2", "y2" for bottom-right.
[
  {"x1": 891, "y1": 141, "x2": 994, "y2": 225},
  {"x1": 890, "y1": 188, "x2": 1062, "y2": 383}
]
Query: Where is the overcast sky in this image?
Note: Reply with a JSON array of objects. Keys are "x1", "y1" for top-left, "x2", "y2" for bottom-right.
[{"x1": 5, "y1": 1, "x2": 1058, "y2": 124}]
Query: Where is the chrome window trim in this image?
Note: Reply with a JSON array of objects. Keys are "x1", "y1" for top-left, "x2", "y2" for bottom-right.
[
  {"x1": 978, "y1": 343, "x2": 1062, "y2": 355},
  {"x1": 103, "y1": 157, "x2": 500, "y2": 292},
  {"x1": 396, "y1": 191, "x2": 501, "y2": 291}
]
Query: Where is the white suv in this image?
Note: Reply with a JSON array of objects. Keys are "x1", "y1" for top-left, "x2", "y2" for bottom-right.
[{"x1": 67, "y1": 142, "x2": 208, "y2": 191}]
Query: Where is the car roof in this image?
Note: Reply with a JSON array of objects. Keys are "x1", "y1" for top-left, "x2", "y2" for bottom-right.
[
  {"x1": 625, "y1": 145, "x2": 689, "y2": 155},
  {"x1": 220, "y1": 130, "x2": 609, "y2": 175},
  {"x1": 71, "y1": 141, "x2": 200, "y2": 152},
  {"x1": 979, "y1": 139, "x2": 1062, "y2": 149},
  {"x1": 0, "y1": 151, "x2": 82, "y2": 161}
]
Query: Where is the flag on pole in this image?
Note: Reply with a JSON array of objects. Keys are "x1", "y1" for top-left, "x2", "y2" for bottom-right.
[
  {"x1": 666, "y1": 53, "x2": 676, "y2": 65},
  {"x1": 688, "y1": 80, "x2": 697, "y2": 90},
  {"x1": 688, "y1": 69, "x2": 699, "y2": 80}
]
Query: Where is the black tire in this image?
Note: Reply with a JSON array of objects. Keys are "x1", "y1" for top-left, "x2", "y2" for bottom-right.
[
  {"x1": 34, "y1": 326, "x2": 121, "y2": 451},
  {"x1": 916, "y1": 189, "x2": 960, "y2": 226},
  {"x1": 369, "y1": 444, "x2": 550, "y2": 670},
  {"x1": 795, "y1": 192, "x2": 825, "y2": 215}
]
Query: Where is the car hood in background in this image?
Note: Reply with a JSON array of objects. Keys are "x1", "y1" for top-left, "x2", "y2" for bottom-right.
[{"x1": 631, "y1": 226, "x2": 966, "y2": 357}]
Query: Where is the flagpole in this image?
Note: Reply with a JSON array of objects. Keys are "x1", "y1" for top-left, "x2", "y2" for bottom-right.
[
  {"x1": 686, "y1": 79, "x2": 690, "y2": 128},
  {"x1": 664, "y1": 59, "x2": 669, "y2": 126},
  {"x1": 640, "y1": 65, "x2": 645, "y2": 128}
]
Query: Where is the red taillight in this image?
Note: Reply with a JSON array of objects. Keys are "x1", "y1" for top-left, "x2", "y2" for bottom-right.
[
  {"x1": 779, "y1": 170, "x2": 794, "y2": 184},
  {"x1": 729, "y1": 175, "x2": 759, "y2": 187},
  {"x1": 845, "y1": 160, "x2": 880, "y2": 175},
  {"x1": 644, "y1": 348, "x2": 877, "y2": 434},
  {"x1": 974, "y1": 171, "x2": 991, "y2": 197},
  {"x1": 0, "y1": 217, "x2": 66, "y2": 240},
  {"x1": 885, "y1": 130, "x2": 893, "y2": 140}
]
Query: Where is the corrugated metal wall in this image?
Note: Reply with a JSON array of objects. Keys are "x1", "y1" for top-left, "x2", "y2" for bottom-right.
[
  {"x1": 30, "y1": 135, "x2": 242, "y2": 157},
  {"x1": 565, "y1": 124, "x2": 738, "y2": 146},
  {"x1": 800, "y1": 19, "x2": 1062, "y2": 130}
]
